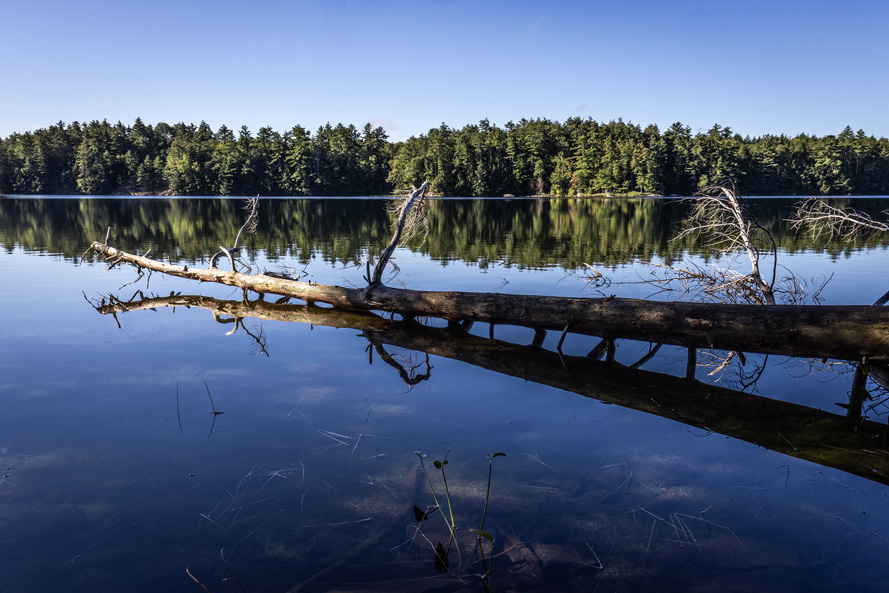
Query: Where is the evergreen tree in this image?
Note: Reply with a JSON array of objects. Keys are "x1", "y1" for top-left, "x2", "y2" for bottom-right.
[{"x1": 283, "y1": 124, "x2": 313, "y2": 195}]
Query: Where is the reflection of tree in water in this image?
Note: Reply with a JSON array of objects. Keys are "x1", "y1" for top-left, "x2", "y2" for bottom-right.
[
  {"x1": 697, "y1": 350, "x2": 769, "y2": 393},
  {"x1": 87, "y1": 292, "x2": 889, "y2": 489},
  {"x1": 784, "y1": 357, "x2": 889, "y2": 426},
  {"x1": 369, "y1": 343, "x2": 432, "y2": 388},
  {"x1": 5, "y1": 197, "x2": 889, "y2": 269}
]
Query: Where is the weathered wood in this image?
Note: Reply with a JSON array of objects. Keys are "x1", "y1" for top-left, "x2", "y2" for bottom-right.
[
  {"x1": 90, "y1": 294, "x2": 889, "y2": 486},
  {"x1": 88, "y1": 240, "x2": 889, "y2": 363},
  {"x1": 370, "y1": 181, "x2": 428, "y2": 286}
]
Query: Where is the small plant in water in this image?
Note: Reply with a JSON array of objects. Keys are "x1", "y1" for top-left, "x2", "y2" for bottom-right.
[{"x1": 413, "y1": 450, "x2": 506, "y2": 587}]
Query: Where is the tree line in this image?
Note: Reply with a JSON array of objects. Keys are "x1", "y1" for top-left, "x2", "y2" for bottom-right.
[
  {"x1": 2, "y1": 118, "x2": 888, "y2": 197},
  {"x1": 0, "y1": 119, "x2": 391, "y2": 197}
]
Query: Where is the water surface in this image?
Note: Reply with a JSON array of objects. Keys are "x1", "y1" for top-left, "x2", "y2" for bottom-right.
[{"x1": 1, "y1": 196, "x2": 888, "y2": 592}]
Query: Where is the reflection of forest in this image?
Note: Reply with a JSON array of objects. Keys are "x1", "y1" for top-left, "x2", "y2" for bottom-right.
[{"x1": 3, "y1": 197, "x2": 889, "y2": 268}]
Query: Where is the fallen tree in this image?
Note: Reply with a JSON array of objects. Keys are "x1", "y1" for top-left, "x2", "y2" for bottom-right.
[
  {"x1": 85, "y1": 240, "x2": 889, "y2": 363},
  {"x1": 83, "y1": 183, "x2": 889, "y2": 364},
  {"x1": 88, "y1": 292, "x2": 889, "y2": 487}
]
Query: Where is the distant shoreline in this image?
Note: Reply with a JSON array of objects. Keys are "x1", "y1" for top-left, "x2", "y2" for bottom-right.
[{"x1": 2, "y1": 119, "x2": 886, "y2": 198}]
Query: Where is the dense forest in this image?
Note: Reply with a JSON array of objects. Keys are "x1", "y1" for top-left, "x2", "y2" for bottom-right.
[{"x1": 2, "y1": 118, "x2": 888, "y2": 197}]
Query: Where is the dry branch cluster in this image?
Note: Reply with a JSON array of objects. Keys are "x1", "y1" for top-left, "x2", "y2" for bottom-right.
[
  {"x1": 673, "y1": 184, "x2": 777, "y2": 305},
  {"x1": 368, "y1": 181, "x2": 429, "y2": 286},
  {"x1": 790, "y1": 197, "x2": 889, "y2": 241}
]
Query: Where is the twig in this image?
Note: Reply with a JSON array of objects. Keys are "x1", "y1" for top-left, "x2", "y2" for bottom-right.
[
  {"x1": 642, "y1": 519, "x2": 657, "y2": 568},
  {"x1": 701, "y1": 505, "x2": 712, "y2": 531},
  {"x1": 777, "y1": 433, "x2": 797, "y2": 451},
  {"x1": 557, "y1": 324, "x2": 570, "y2": 354},
  {"x1": 204, "y1": 379, "x2": 219, "y2": 414},
  {"x1": 586, "y1": 543, "x2": 605, "y2": 570},
  {"x1": 186, "y1": 566, "x2": 211, "y2": 592},
  {"x1": 630, "y1": 343, "x2": 663, "y2": 369},
  {"x1": 204, "y1": 380, "x2": 224, "y2": 438},
  {"x1": 78, "y1": 244, "x2": 94, "y2": 266},
  {"x1": 221, "y1": 548, "x2": 248, "y2": 593},
  {"x1": 210, "y1": 196, "x2": 260, "y2": 270},
  {"x1": 71, "y1": 523, "x2": 127, "y2": 563}
]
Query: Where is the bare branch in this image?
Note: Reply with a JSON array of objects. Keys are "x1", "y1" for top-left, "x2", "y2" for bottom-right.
[
  {"x1": 220, "y1": 549, "x2": 248, "y2": 593},
  {"x1": 789, "y1": 197, "x2": 889, "y2": 241},
  {"x1": 370, "y1": 344, "x2": 433, "y2": 388},
  {"x1": 235, "y1": 196, "x2": 260, "y2": 243},
  {"x1": 674, "y1": 184, "x2": 776, "y2": 305},
  {"x1": 635, "y1": 258, "x2": 821, "y2": 305},
  {"x1": 386, "y1": 189, "x2": 429, "y2": 245},
  {"x1": 211, "y1": 196, "x2": 260, "y2": 271},
  {"x1": 369, "y1": 181, "x2": 429, "y2": 287}
]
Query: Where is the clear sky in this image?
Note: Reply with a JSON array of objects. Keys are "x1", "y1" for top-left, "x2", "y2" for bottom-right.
[{"x1": 2, "y1": 0, "x2": 887, "y2": 142}]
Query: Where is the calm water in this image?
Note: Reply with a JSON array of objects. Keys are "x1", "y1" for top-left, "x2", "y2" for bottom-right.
[{"x1": 2, "y1": 196, "x2": 889, "y2": 592}]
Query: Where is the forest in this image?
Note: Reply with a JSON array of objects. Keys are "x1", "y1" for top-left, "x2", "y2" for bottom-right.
[{"x1": 2, "y1": 117, "x2": 889, "y2": 197}]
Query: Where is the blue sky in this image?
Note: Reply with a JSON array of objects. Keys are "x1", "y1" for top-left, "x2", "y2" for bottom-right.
[{"x1": 2, "y1": 0, "x2": 887, "y2": 141}]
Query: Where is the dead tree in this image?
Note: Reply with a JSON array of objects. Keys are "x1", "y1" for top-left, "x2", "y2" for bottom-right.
[
  {"x1": 674, "y1": 183, "x2": 777, "y2": 305},
  {"x1": 790, "y1": 197, "x2": 889, "y2": 241},
  {"x1": 368, "y1": 181, "x2": 429, "y2": 287},
  {"x1": 210, "y1": 195, "x2": 259, "y2": 272},
  {"x1": 790, "y1": 197, "x2": 889, "y2": 306},
  {"x1": 83, "y1": 236, "x2": 889, "y2": 363}
]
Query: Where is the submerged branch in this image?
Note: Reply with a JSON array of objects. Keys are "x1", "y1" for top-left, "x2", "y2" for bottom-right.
[{"x1": 636, "y1": 261, "x2": 815, "y2": 306}]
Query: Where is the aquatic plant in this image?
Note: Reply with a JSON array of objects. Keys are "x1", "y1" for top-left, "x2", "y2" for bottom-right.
[
  {"x1": 413, "y1": 450, "x2": 506, "y2": 585},
  {"x1": 470, "y1": 452, "x2": 506, "y2": 582}
]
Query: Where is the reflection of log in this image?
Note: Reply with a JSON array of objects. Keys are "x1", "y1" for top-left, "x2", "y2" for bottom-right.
[
  {"x1": 88, "y1": 241, "x2": 889, "y2": 363},
  {"x1": 92, "y1": 294, "x2": 889, "y2": 486}
]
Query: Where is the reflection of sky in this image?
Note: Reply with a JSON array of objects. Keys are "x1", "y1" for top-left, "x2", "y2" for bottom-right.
[{"x1": 2, "y1": 239, "x2": 889, "y2": 591}]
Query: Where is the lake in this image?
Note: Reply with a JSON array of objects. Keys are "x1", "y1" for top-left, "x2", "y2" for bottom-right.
[{"x1": 2, "y1": 195, "x2": 889, "y2": 592}]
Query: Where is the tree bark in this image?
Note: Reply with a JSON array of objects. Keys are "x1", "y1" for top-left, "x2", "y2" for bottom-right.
[{"x1": 88, "y1": 240, "x2": 889, "y2": 363}]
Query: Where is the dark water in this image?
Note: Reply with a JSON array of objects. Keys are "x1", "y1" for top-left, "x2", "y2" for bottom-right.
[{"x1": 2, "y1": 196, "x2": 889, "y2": 592}]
